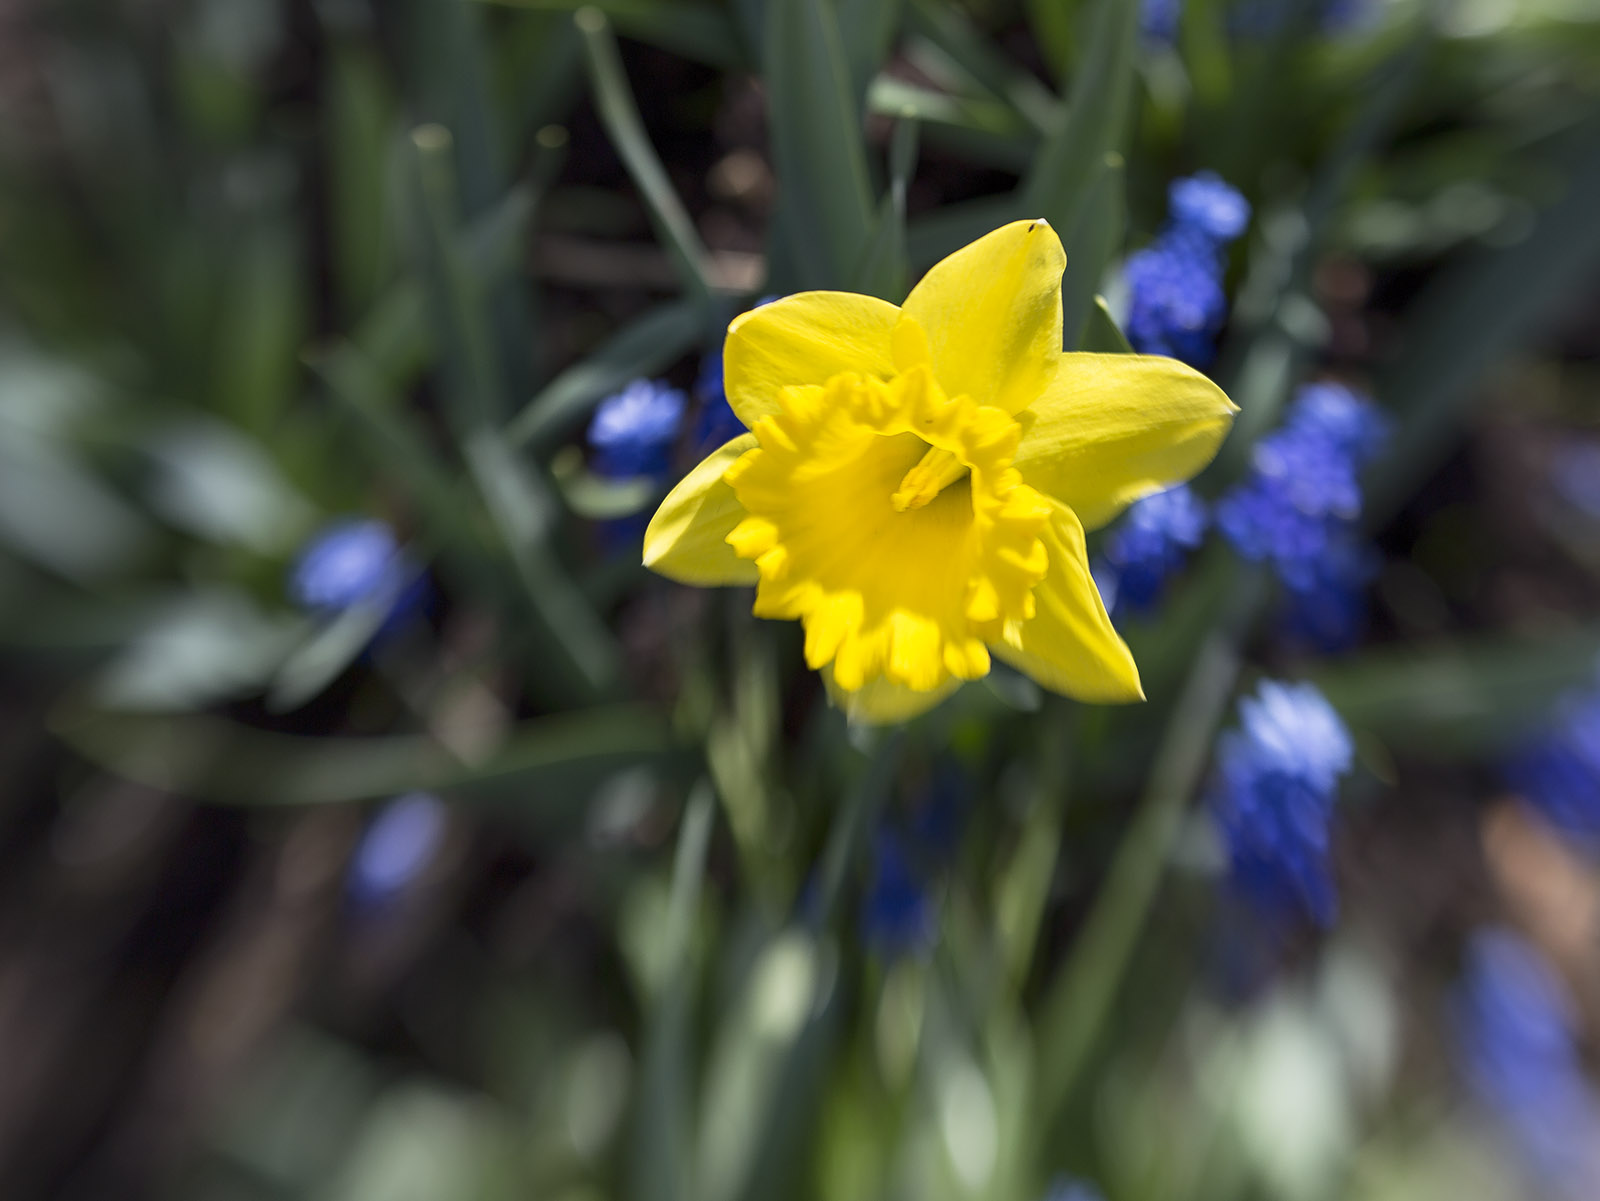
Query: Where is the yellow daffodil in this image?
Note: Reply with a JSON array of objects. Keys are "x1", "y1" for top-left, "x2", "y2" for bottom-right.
[{"x1": 643, "y1": 220, "x2": 1237, "y2": 722}]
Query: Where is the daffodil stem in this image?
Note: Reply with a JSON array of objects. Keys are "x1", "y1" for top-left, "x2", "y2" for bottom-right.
[
  {"x1": 994, "y1": 700, "x2": 1077, "y2": 991},
  {"x1": 813, "y1": 728, "x2": 904, "y2": 925},
  {"x1": 1033, "y1": 568, "x2": 1264, "y2": 1129}
]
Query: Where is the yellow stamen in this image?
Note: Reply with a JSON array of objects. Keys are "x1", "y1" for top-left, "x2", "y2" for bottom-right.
[{"x1": 891, "y1": 446, "x2": 970, "y2": 512}]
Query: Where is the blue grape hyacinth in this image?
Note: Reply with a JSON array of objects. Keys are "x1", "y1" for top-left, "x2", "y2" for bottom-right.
[
  {"x1": 1044, "y1": 1179, "x2": 1104, "y2": 1201},
  {"x1": 347, "y1": 792, "x2": 448, "y2": 910},
  {"x1": 861, "y1": 830, "x2": 938, "y2": 958},
  {"x1": 1208, "y1": 680, "x2": 1354, "y2": 926},
  {"x1": 1279, "y1": 537, "x2": 1380, "y2": 653},
  {"x1": 1289, "y1": 381, "x2": 1391, "y2": 463},
  {"x1": 291, "y1": 518, "x2": 425, "y2": 631},
  {"x1": 1455, "y1": 929, "x2": 1600, "y2": 1197},
  {"x1": 1123, "y1": 236, "x2": 1229, "y2": 365},
  {"x1": 1141, "y1": 0, "x2": 1181, "y2": 42},
  {"x1": 692, "y1": 351, "x2": 744, "y2": 453},
  {"x1": 1099, "y1": 484, "x2": 1208, "y2": 614},
  {"x1": 1123, "y1": 174, "x2": 1250, "y2": 366},
  {"x1": 588, "y1": 379, "x2": 686, "y2": 480},
  {"x1": 1218, "y1": 382, "x2": 1388, "y2": 611},
  {"x1": 1169, "y1": 172, "x2": 1253, "y2": 242},
  {"x1": 1503, "y1": 686, "x2": 1600, "y2": 852}
]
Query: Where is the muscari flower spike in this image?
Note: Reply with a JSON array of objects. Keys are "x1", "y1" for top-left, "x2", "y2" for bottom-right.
[
  {"x1": 588, "y1": 379, "x2": 687, "y2": 480},
  {"x1": 1208, "y1": 680, "x2": 1353, "y2": 926},
  {"x1": 1044, "y1": 1180, "x2": 1105, "y2": 1201},
  {"x1": 1123, "y1": 234, "x2": 1229, "y2": 365},
  {"x1": 1280, "y1": 537, "x2": 1380, "y2": 654},
  {"x1": 1503, "y1": 686, "x2": 1600, "y2": 852},
  {"x1": 1100, "y1": 483, "x2": 1208, "y2": 614},
  {"x1": 347, "y1": 791, "x2": 448, "y2": 910},
  {"x1": 693, "y1": 351, "x2": 744, "y2": 453},
  {"x1": 861, "y1": 829, "x2": 939, "y2": 957},
  {"x1": 1123, "y1": 175, "x2": 1251, "y2": 366},
  {"x1": 1169, "y1": 172, "x2": 1253, "y2": 243},
  {"x1": 1455, "y1": 928, "x2": 1600, "y2": 1198},
  {"x1": 1217, "y1": 381, "x2": 1387, "y2": 591},
  {"x1": 643, "y1": 221, "x2": 1238, "y2": 723},
  {"x1": 291, "y1": 517, "x2": 427, "y2": 632},
  {"x1": 1140, "y1": 0, "x2": 1181, "y2": 42}
]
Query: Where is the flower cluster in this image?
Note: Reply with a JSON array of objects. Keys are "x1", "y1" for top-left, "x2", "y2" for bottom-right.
[
  {"x1": 861, "y1": 830, "x2": 940, "y2": 957},
  {"x1": 587, "y1": 379, "x2": 686, "y2": 480},
  {"x1": 1503, "y1": 684, "x2": 1600, "y2": 852},
  {"x1": 861, "y1": 762, "x2": 970, "y2": 957},
  {"x1": 1098, "y1": 483, "x2": 1208, "y2": 615},
  {"x1": 291, "y1": 518, "x2": 426, "y2": 633},
  {"x1": 1455, "y1": 929, "x2": 1600, "y2": 1197},
  {"x1": 1232, "y1": 0, "x2": 1376, "y2": 36},
  {"x1": 347, "y1": 792, "x2": 448, "y2": 910},
  {"x1": 1043, "y1": 1179, "x2": 1104, "y2": 1201},
  {"x1": 1207, "y1": 679, "x2": 1354, "y2": 926},
  {"x1": 1123, "y1": 173, "x2": 1251, "y2": 366},
  {"x1": 1217, "y1": 381, "x2": 1388, "y2": 651},
  {"x1": 1141, "y1": 0, "x2": 1181, "y2": 42}
]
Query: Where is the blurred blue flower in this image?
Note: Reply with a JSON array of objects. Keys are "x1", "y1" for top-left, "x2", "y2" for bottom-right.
[
  {"x1": 1123, "y1": 237, "x2": 1228, "y2": 365},
  {"x1": 1091, "y1": 558, "x2": 1120, "y2": 617},
  {"x1": 693, "y1": 351, "x2": 744, "y2": 452},
  {"x1": 1549, "y1": 441, "x2": 1600, "y2": 520},
  {"x1": 1285, "y1": 381, "x2": 1390, "y2": 466},
  {"x1": 1141, "y1": 0, "x2": 1181, "y2": 42},
  {"x1": 1318, "y1": 0, "x2": 1375, "y2": 31},
  {"x1": 1208, "y1": 680, "x2": 1353, "y2": 926},
  {"x1": 1455, "y1": 929, "x2": 1600, "y2": 1197},
  {"x1": 1169, "y1": 172, "x2": 1252, "y2": 243},
  {"x1": 1101, "y1": 484, "x2": 1208, "y2": 613},
  {"x1": 906, "y1": 758, "x2": 972, "y2": 862},
  {"x1": 1280, "y1": 537, "x2": 1380, "y2": 653},
  {"x1": 1123, "y1": 173, "x2": 1250, "y2": 365},
  {"x1": 1217, "y1": 382, "x2": 1387, "y2": 594},
  {"x1": 862, "y1": 830, "x2": 938, "y2": 957},
  {"x1": 348, "y1": 792, "x2": 448, "y2": 909},
  {"x1": 1232, "y1": 0, "x2": 1374, "y2": 35},
  {"x1": 291, "y1": 518, "x2": 425, "y2": 631},
  {"x1": 1044, "y1": 1179, "x2": 1104, "y2": 1201},
  {"x1": 1504, "y1": 688, "x2": 1600, "y2": 851},
  {"x1": 588, "y1": 379, "x2": 686, "y2": 480}
]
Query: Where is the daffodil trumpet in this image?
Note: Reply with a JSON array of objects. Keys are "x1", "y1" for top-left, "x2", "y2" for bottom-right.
[{"x1": 643, "y1": 220, "x2": 1238, "y2": 723}]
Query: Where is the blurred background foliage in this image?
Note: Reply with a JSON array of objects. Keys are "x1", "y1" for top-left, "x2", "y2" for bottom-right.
[{"x1": 1, "y1": 0, "x2": 1600, "y2": 1198}]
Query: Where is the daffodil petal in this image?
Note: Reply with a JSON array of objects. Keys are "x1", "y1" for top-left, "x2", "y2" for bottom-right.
[
  {"x1": 991, "y1": 499, "x2": 1143, "y2": 703},
  {"x1": 642, "y1": 434, "x2": 759, "y2": 585},
  {"x1": 899, "y1": 218, "x2": 1065, "y2": 415},
  {"x1": 723, "y1": 292, "x2": 901, "y2": 428},
  {"x1": 823, "y1": 665, "x2": 961, "y2": 724},
  {"x1": 1012, "y1": 353, "x2": 1237, "y2": 531}
]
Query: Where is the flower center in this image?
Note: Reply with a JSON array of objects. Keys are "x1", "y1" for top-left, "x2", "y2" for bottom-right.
[
  {"x1": 722, "y1": 366, "x2": 1051, "y2": 694},
  {"x1": 891, "y1": 446, "x2": 968, "y2": 512}
]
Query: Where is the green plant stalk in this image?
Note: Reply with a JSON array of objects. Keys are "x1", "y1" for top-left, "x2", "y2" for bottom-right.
[
  {"x1": 993, "y1": 701, "x2": 1074, "y2": 991},
  {"x1": 1033, "y1": 568, "x2": 1264, "y2": 1131},
  {"x1": 575, "y1": 7, "x2": 715, "y2": 308},
  {"x1": 764, "y1": 0, "x2": 878, "y2": 290},
  {"x1": 630, "y1": 784, "x2": 715, "y2": 1201},
  {"x1": 1018, "y1": 0, "x2": 1138, "y2": 237},
  {"x1": 352, "y1": 185, "x2": 533, "y2": 385},
  {"x1": 410, "y1": 124, "x2": 506, "y2": 433},
  {"x1": 813, "y1": 729, "x2": 904, "y2": 924},
  {"x1": 463, "y1": 428, "x2": 621, "y2": 698},
  {"x1": 310, "y1": 342, "x2": 618, "y2": 704},
  {"x1": 506, "y1": 299, "x2": 703, "y2": 450}
]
